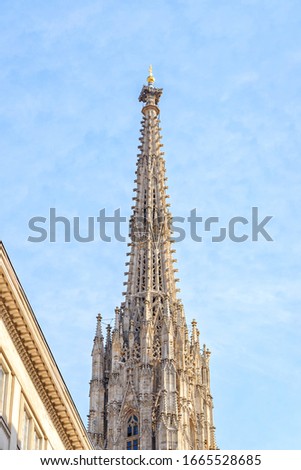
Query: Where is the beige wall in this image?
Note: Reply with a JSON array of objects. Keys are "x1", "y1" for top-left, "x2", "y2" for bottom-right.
[{"x1": 0, "y1": 320, "x2": 65, "y2": 450}]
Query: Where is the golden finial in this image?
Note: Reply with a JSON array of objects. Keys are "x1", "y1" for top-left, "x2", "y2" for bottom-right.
[{"x1": 147, "y1": 65, "x2": 155, "y2": 85}]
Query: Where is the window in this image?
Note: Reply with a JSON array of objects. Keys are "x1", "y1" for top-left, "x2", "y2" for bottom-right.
[
  {"x1": 0, "y1": 355, "x2": 12, "y2": 422},
  {"x1": 19, "y1": 399, "x2": 45, "y2": 450},
  {"x1": 21, "y1": 410, "x2": 31, "y2": 450},
  {"x1": 126, "y1": 415, "x2": 139, "y2": 450},
  {"x1": 0, "y1": 366, "x2": 6, "y2": 412},
  {"x1": 0, "y1": 364, "x2": 8, "y2": 416},
  {"x1": 34, "y1": 429, "x2": 43, "y2": 450}
]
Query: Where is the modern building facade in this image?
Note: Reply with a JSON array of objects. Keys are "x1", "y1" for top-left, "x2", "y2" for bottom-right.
[
  {"x1": 0, "y1": 242, "x2": 92, "y2": 450},
  {"x1": 88, "y1": 69, "x2": 217, "y2": 450}
]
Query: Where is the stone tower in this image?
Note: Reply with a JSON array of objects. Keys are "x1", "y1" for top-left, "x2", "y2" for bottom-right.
[{"x1": 88, "y1": 68, "x2": 217, "y2": 450}]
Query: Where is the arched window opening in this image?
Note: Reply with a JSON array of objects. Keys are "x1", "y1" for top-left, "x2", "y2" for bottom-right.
[{"x1": 126, "y1": 415, "x2": 139, "y2": 450}]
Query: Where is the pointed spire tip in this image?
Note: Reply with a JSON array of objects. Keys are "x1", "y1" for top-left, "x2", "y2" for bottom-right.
[{"x1": 147, "y1": 65, "x2": 155, "y2": 86}]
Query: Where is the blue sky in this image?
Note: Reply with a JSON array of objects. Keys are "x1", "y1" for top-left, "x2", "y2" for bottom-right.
[{"x1": 1, "y1": 0, "x2": 301, "y2": 449}]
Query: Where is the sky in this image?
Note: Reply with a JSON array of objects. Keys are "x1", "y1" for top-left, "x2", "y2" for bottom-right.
[{"x1": 0, "y1": 0, "x2": 301, "y2": 450}]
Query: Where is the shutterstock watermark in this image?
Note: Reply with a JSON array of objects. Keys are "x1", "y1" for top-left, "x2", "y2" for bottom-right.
[{"x1": 27, "y1": 207, "x2": 273, "y2": 243}]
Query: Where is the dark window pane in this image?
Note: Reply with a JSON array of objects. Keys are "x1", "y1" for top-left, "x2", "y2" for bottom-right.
[
  {"x1": 127, "y1": 425, "x2": 132, "y2": 437},
  {"x1": 133, "y1": 425, "x2": 138, "y2": 435},
  {"x1": 133, "y1": 416, "x2": 138, "y2": 422},
  {"x1": 127, "y1": 441, "x2": 132, "y2": 450},
  {"x1": 133, "y1": 440, "x2": 138, "y2": 450}
]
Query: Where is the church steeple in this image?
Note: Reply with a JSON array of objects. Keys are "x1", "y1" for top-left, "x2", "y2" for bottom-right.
[
  {"x1": 124, "y1": 69, "x2": 178, "y2": 323},
  {"x1": 88, "y1": 71, "x2": 217, "y2": 450}
]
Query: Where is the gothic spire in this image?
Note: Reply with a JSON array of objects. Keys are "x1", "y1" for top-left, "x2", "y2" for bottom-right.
[
  {"x1": 123, "y1": 68, "x2": 179, "y2": 327},
  {"x1": 88, "y1": 314, "x2": 105, "y2": 448},
  {"x1": 88, "y1": 71, "x2": 217, "y2": 451}
]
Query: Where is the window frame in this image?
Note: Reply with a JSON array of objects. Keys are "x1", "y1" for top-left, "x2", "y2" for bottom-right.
[
  {"x1": 126, "y1": 415, "x2": 139, "y2": 450},
  {"x1": 0, "y1": 354, "x2": 11, "y2": 421},
  {"x1": 21, "y1": 408, "x2": 31, "y2": 450},
  {"x1": 19, "y1": 397, "x2": 45, "y2": 450}
]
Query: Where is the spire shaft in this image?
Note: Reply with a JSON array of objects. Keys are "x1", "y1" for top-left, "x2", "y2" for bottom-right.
[{"x1": 125, "y1": 83, "x2": 177, "y2": 316}]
